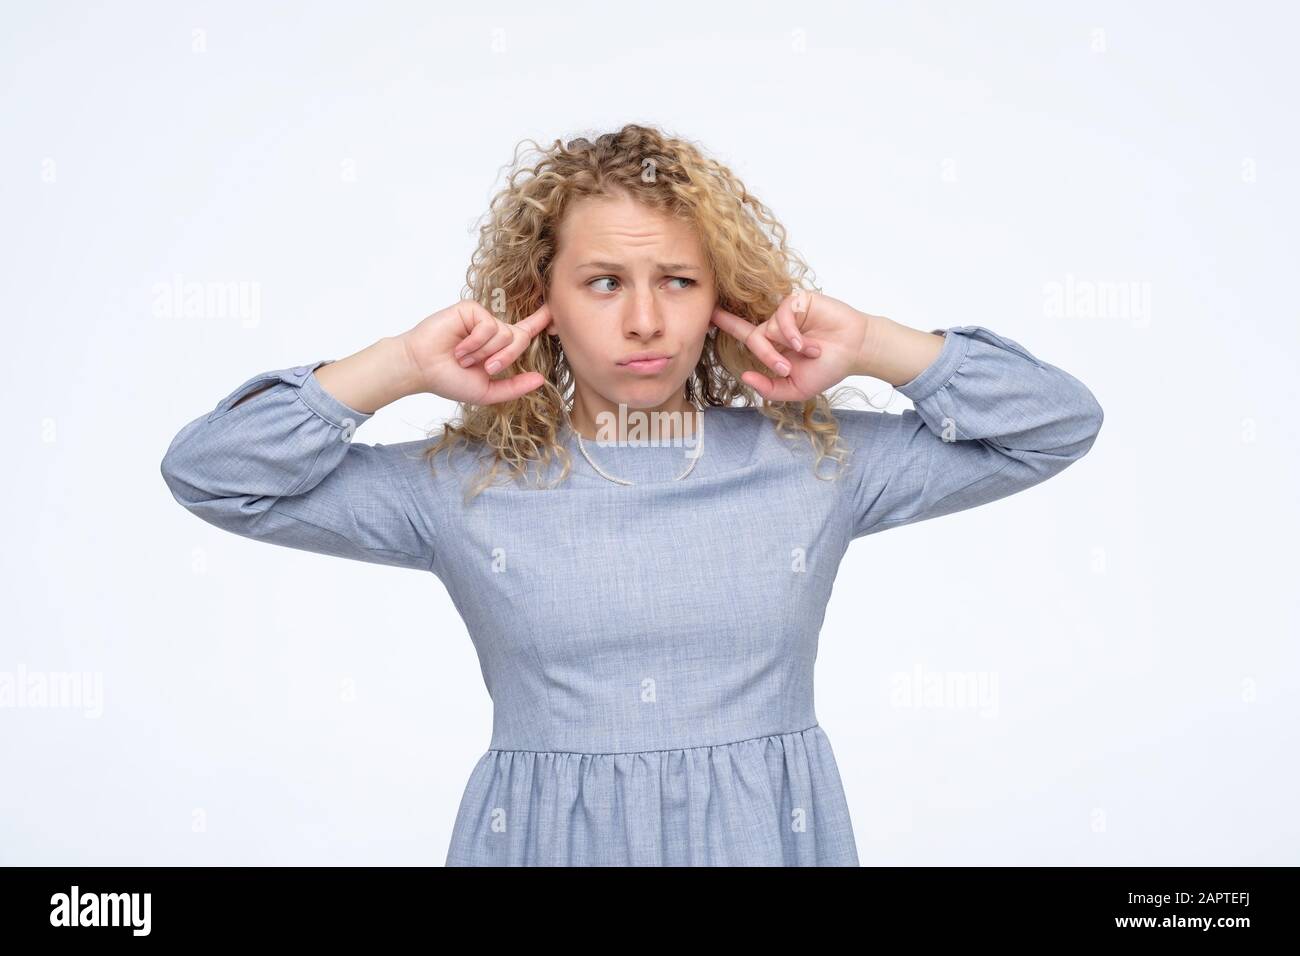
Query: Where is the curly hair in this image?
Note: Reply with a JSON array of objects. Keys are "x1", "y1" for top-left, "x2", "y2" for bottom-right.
[{"x1": 424, "y1": 122, "x2": 871, "y2": 501}]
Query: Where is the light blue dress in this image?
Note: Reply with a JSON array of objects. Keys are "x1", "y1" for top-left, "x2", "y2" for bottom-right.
[{"x1": 160, "y1": 325, "x2": 1103, "y2": 865}]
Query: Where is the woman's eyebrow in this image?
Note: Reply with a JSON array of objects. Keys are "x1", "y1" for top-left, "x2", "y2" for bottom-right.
[{"x1": 576, "y1": 260, "x2": 701, "y2": 272}]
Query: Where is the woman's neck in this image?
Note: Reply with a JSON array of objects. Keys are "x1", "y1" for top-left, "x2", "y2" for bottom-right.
[{"x1": 567, "y1": 391, "x2": 700, "y2": 443}]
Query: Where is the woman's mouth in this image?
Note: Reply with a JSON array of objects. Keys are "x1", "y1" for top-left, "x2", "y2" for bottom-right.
[{"x1": 617, "y1": 356, "x2": 671, "y2": 374}]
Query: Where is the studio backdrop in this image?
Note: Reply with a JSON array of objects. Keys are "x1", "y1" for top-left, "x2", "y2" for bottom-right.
[{"x1": 1, "y1": 0, "x2": 1295, "y2": 865}]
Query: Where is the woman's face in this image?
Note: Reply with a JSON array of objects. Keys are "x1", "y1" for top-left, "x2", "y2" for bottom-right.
[{"x1": 545, "y1": 192, "x2": 716, "y2": 432}]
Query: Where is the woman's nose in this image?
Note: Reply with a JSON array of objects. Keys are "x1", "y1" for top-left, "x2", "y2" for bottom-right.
[{"x1": 623, "y1": 291, "x2": 663, "y2": 336}]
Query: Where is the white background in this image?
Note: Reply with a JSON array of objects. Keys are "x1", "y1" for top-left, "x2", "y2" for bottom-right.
[{"x1": 2, "y1": 1, "x2": 1296, "y2": 865}]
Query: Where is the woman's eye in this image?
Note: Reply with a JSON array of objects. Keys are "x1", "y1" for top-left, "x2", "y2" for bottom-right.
[{"x1": 588, "y1": 276, "x2": 694, "y2": 292}]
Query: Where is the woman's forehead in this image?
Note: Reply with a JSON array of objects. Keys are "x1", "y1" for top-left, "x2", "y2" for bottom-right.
[{"x1": 556, "y1": 198, "x2": 703, "y2": 261}]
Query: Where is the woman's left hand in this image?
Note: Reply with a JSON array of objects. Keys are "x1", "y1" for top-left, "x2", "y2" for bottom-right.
[{"x1": 711, "y1": 291, "x2": 870, "y2": 401}]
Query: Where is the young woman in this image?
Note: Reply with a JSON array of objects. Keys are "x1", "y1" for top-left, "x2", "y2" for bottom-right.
[{"x1": 160, "y1": 124, "x2": 1104, "y2": 866}]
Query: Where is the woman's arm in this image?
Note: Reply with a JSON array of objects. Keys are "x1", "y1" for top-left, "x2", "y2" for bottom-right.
[
  {"x1": 709, "y1": 296, "x2": 1104, "y2": 538},
  {"x1": 159, "y1": 345, "x2": 439, "y2": 572},
  {"x1": 159, "y1": 301, "x2": 554, "y2": 571},
  {"x1": 226, "y1": 336, "x2": 420, "y2": 414},
  {"x1": 839, "y1": 320, "x2": 1104, "y2": 539}
]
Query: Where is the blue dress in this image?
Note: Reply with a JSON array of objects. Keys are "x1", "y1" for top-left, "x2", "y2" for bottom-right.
[{"x1": 160, "y1": 325, "x2": 1103, "y2": 865}]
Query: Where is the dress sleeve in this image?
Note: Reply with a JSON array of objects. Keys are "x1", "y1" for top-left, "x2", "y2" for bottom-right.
[
  {"x1": 160, "y1": 359, "x2": 437, "y2": 572},
  {"x1": 837, "y1": 325, "x2": 1104, "y2": 540}
]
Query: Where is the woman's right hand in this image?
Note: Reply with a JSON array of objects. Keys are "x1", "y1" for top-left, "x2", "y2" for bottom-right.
[{"x1": 399, "y1": 300, "x2": 553, "y2": 405}]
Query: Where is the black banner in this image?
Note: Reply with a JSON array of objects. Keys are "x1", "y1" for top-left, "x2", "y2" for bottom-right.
[{"x1": 0, "y1": 866, "x2": 1287, "y2": 942}]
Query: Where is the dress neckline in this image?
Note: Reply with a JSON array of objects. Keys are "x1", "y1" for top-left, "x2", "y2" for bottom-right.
[
  {"x1": 561, "y1": 405, "x2": 706, "y2": 446},
  {"x1": 562, "y1": 406, "x2": 709, "y2": 486}
]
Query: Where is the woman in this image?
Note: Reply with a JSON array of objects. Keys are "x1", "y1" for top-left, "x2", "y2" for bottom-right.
[{"x1": 160, "y1": 124, "x2": 1104, "y2": 866}]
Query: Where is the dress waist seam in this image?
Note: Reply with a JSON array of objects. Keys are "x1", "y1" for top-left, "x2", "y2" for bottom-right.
[{"x1": 485, "y1": 723, "x2": 821, "y2": 757}]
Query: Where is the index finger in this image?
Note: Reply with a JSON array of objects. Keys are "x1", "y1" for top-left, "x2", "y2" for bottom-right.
[
  {"x1": 515, "y1": 301, "x2": 553, "y2": 338},
  {"x1": 710, "y1": 305, "x2": 751, "y2": 339},
  {"x1": 711, "y1": 305, "x2": 791, "y2": 377}
]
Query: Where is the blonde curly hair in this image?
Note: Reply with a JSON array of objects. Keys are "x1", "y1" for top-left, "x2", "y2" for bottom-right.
[{"x1": 425, "y1": 122, "x2": 866, "y2": 501}]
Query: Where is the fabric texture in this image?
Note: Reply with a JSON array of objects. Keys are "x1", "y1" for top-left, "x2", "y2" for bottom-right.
[{"x1": 160, "y1": 326, "x2": 1104, "y2": 865}]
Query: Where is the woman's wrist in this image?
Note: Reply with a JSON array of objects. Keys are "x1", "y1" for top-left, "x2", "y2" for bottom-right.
[
  {"x1": 314, "y1": 335, "x2": 425, "y2": 415},
  {"x1": 851, "y1": 312, "x2": 946, "y2": 386}
]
